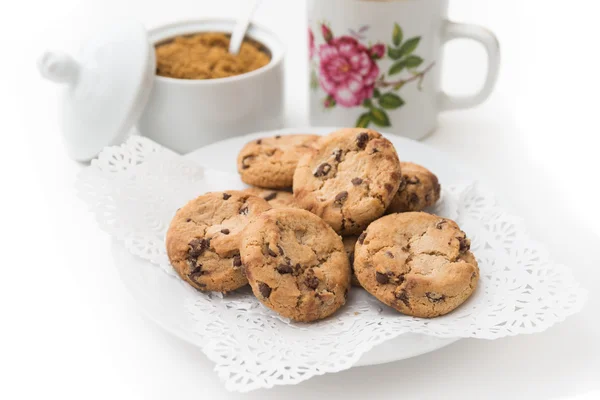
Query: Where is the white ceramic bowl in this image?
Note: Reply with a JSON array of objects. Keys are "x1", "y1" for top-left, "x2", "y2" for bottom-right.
[{"x1": 138, "y1": 19, "x2": 285, "y2": 154}]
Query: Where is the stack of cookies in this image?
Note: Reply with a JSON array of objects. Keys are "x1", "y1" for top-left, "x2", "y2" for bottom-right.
[{"x1": 166, "y1": 128, "x2": 479, "y2": 322}]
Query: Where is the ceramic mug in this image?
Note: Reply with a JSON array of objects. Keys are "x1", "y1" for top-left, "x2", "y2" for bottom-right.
[{"x1": 308, "y1": 0, "x2": 500, "y2": 140}]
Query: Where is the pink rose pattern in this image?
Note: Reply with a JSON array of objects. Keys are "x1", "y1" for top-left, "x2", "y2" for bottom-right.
[
  {"x1": 311, "y1": 23, "x2": 434, "y2": 128},
  {"x1": 369, "y1": 43, "x2": 385, "y2": 60},
  {"x1": 319, "y1": 36, "x2": 380, "y2": 107}
]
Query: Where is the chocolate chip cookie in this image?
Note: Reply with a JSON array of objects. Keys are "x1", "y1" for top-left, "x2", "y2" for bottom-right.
[
  {"x1": 166, "y1": 191, "x2": 271, "y2": 293},
  {"x1": 241, "y1": 208, "x2": 351, "y2": 322},
  {"x1": 342, "y1": 235, "x2": 361, "y2": 287},
  {"x1": 354, "y1": 212, "x2": 479, "y2": 318},
  {"x1": 237, "y1": 134, "x2": 320, "y2": 189},
  {"x1": 244, "y1": 187, "x2": 298, "y2": 209},
  {"x1": 293, "y1": 128, "x2": 402, "y2": 235},
  {"x1": 387, "y1": 162, "x2": 441, "y2": 213}
]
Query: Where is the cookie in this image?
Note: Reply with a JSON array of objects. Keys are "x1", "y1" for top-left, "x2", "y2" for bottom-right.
[
  {"x1": 342, "y1": 235, "x2": 361, "y2": 286},
  {"x1": 244, "y1": 187, "x2": 298, "y2": 209},
  {"x1": 166, "y1": 191, "x2": 271, "y2": 292},
  {"x1": 387, "y1": 162, "x2": 441, "y2": 213},
  {"x1": 237, "y1": 134, "x2": 320, "y2": 189},
  {"x1": 293, "y1": 128, "x2": 402, "y2": 235},
  {"x1": 354, "y1": 212, "x2": 479, "y2": 318},
  {"x1": 241, "y1": 208, "x2": 351, "y2": 322}
]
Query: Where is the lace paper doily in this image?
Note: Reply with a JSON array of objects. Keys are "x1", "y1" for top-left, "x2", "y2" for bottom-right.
[{"x1": 76, "y1": 136, "x2": 587, "y2": 392}]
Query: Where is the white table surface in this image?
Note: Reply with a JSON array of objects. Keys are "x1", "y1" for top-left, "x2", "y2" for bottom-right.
[{"x1": 2, "y1": 1, "x2": 599, "y2": 399}]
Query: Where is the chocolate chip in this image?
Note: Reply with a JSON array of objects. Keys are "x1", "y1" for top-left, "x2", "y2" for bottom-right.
[
  {"x1": 351, "y1": 177, "x2": 363, "y2": 185},
  {"x1": 391, "y1": 171, "x2": 400, "y2": 181},
  {"x1": 409, "y1": 193, "x2": 419, "y2": 205},
  {"x1": 458, "y1": 236, "x2": 470, "y2": 252},
  {"x1": 241, "y1": 156, "x2": 253, "y2": 169},
  {"x1": 435, "y1": 220, "x2": 446, "y2": 230},
  {"x1": 333, "y1": 148, "x2": 342, "y2": 162},
  {"x1": 305, "y1": 275, "x2": 319, "y2": 289},
  {"x1": 186, "y1": 218, "x2": 192, "y2": 222},
  {"x1": 189, "y1": 265, "x2": 204, "y2": 278},
  {"x1": 358, "y1": 232, "x2": 366, "y2": 244},
  {"x1": 334, "y1": 191, "x2": 348, "y2": 204},
  {"x1": 223, "y1": 193, "x2": 231, "y2": 200},
  {"x1": 264, "y1": 192, "x2": 277, "y2": 201},
  {"x1": 371, "y1": 148, "x2": 379, "y2": 154},
  {"x1": 266, "y1": 246, "x2": 277, "y2": 257},
  {"x1": 239, "y1": 205, "x2": 249, "y2": 215},
  {"x1": 407, "y1": 176, "x2": 420, "y2": 184},
  {"x1": 221, "y1": 228, "x2": 230, "y2": 234},
  {"x1": 275, "y1": 135, "x2": 281, "y2": 139},
  {"x1": 395, "y1": 290, "x2": 410, "y2": 307},
  {"x1": 277, "y1": 244, "x2": 285, "y2": 255},
  {"x1": 313, "y1": 163, "x2": 331, "y2": 177},
  {"x1": 233, "y1": 254, "x2": 242, "y2": 267},
  {"x1": 256, "y1": 139, "x2": 262, "y2": 144},
  {"x1": 426, "y1": 292, "x2": 446, "y2": 303},
  {"x1": 376, "y1": 272, "x2": 389, "y2": 284},
  {"x1": 356, "y1": 132, "x2": 369, "y2": 149},
  {"x1": 398, "y1": 177, "x2": 407, "y2": 192},
  {"x1": 258, "y1": 282, "x2": 272, "y2": 298},
  {"x1": 188, "y1": 238, "x2": 210, "y2": 258},
  {"x1": 385, "y1": 183, "x2": 394, "y2": 193},
  {"x1": 385, "y1": 251, "x2": 394, "y2": 258},
  {"x1": 276, "y1": 264, "x2": 293, "y2": 274}
]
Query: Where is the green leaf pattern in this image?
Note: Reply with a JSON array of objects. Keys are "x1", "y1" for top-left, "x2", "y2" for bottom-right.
[
  {"x1": 369, "y1": 108, "x2": 391, "y2": 127},
  {"x1": 399, "y1": 37, "x2": 421, "y2": 56},
  {"x1": 392, "y1": 23, "x2": 403, "y2": 46},
  {"x1": 388, "y1": 60, "x2": 406, "y2": 76},
  {"x1": 404, "y1": 55, "x2": 423, "y2": 69},
  {"x1": 378, "y1": 93, "x2": 405, "y2": 109},
  {"x1": 356, "y1": 113, "x2": 371, "y2": 128}
]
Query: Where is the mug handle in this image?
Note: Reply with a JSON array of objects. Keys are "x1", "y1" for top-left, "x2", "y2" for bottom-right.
[{"x1": 438, "y1": 20, "x2": 501, "y2": 111}]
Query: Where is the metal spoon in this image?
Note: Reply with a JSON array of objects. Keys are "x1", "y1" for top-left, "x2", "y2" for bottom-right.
[{"x1": 228, "y1": 0, "x2": 260, "y2": 54}]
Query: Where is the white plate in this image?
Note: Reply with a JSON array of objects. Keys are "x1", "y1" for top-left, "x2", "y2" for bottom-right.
[{"x1": 112, "y1": 127, "x2": 476, "y2": 367}]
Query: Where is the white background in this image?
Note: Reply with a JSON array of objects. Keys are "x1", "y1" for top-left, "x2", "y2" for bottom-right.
[{"x1": 2, "y1": 0, "x2": 599, "y2": 399}]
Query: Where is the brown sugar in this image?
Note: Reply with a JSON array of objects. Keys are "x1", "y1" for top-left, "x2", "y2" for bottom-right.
[{"x1": 155, "y1": 32, "x2": 271, "y2": 79}]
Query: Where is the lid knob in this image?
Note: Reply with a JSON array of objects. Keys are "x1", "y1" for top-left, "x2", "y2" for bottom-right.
[{"x1": 38, "y1": 51, "x2": 80, "y2": 85}]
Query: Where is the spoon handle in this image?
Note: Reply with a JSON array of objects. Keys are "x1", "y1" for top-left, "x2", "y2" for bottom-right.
[{"x1": 228, "y1": 0, "x2": 260, "y2": 55}]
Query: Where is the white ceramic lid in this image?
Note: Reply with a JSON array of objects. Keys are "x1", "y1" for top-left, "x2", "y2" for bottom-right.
[{"x1": 38, "y1": 19, "x2": 155, "y2": 162}]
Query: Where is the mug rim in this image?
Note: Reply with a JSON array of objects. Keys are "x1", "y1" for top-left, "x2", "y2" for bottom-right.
[{"x1": 148, "y1": 18, "x2": 286, "y2": 86}]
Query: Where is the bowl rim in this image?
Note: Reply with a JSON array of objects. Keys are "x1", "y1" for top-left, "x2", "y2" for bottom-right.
[{"x1": 148, "y1": 18, "x2": 285, "y2": 85}]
